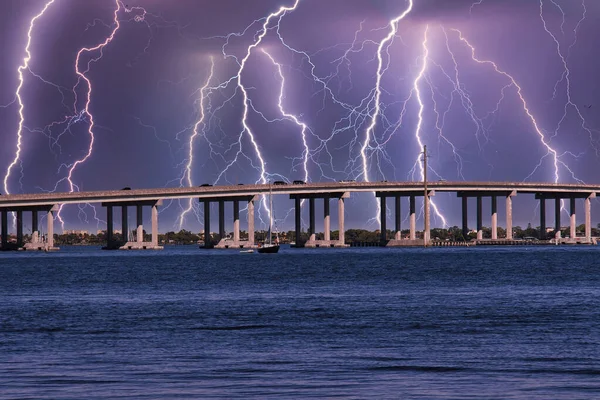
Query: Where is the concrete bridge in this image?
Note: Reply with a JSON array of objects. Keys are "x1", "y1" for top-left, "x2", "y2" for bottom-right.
[{"x1": 0, "y1": 181, "x2": 598, "y2": 250}]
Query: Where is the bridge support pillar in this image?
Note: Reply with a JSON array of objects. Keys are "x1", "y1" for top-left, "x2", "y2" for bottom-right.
[
  {"x1": 248, "y1": 197, "x2": 255, "y2": 246},
  {"x1": 151, "y1": 203, "x2": 159, "y2": 247},
  {"x1": 101, "y1": 200, "x2": 164, "y2": 250},
  {"x1": 491, "y1": 196, "x2": 497, "y2": 240},
  {"x1": 539, "y1": 198, "x2": 546, "y2": 240},
  {"x1": 585, "y1": 194, "x2": 594, "y2": 243},
  {"x1": 462, "y1": 196, "x2": 468, "y2": 239},
  {"x1": 476, "y1": 196, "x2": 483, "y2": 240},
  {"x1": 294, "y1": 197, "x2": 301, "y2": 246},
  {"x1": 409, "y1": 195, "x2": 416, "y2": 240},
  {"x1": 106, "y1": 206, "x2": 114, "y2": 245},
  {"x1": 122, "y1": 206, "x2": 128, "y2": 242},
  {"x1": 338, "y1": 196, "x2": 345, "y2": 246},
  {"x1": 309, "y1": 198, "x2": 316, "y2": 242},
  {"x1": 555, "y1": 198, "x2": 561, "y2": 235},
  {"x1": 218, "y1": 200, "x2": 225, "y2": 241},
  {"x1": 292, "y1": 192, "x2": 348, "y2": 248},
  {"x1": 570, "y1": 198, "x2": 576, "y2": 240},
  {"x1": 324, "y1": 196, "x2": 330, "y2": 242},
  {"x1": 204, "y1": 201, "x2": 211, "y2": 248},
  {"x1": 233, "y1": 201, "x2": 240, "y2": 243},
  {"x1": 16, "y1": 210, "x2": 23, "y2": 248},
  {"x1": 395, "y1": 196, "x2": 401, "y2": 240},
  {"x1": 380, "y1": 196, "x2": 387, "y2": 244},
  {"x1": 1, "y1": 210, "x2": 7, "y2": 249},
  {"x1": 46, "y1": 209, "x2": 54, "y2": 249},
  {"x1": 200, "y1": 196, "x2": 258, "y2": 249},
  {"x1": 136, "y1": 205, "x2": 143, "y2": 245},
  {"x1": 506, "y1": 193, "x2": 514, "y2": 239},
  {"x1": 424, "y1": 192, "x2": 431, "y2": 246},
  {"x1": 32, "y1": 210, "x2": 39, "y2": 244}
]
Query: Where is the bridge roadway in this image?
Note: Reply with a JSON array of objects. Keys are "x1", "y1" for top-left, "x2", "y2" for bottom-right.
[
  {"x1": 1, "y1": 181, "x2": 600, "y2": 207},
  {"x1": 0, "y1": 181, "x2": 598, "y2": 251}
]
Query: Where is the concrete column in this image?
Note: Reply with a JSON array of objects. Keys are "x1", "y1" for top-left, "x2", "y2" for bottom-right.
[
  {"x1": 324, "y1": 196, "x2": 330, "y2": 242},
  {"x1": 204, "y1": 201, "x2": 211, "y2": 248},
  {"x1": 491, "y1": 196, "x2": 497, "y2": 240},
  {"x1": 248, "y1": 198, "x2": 255, "y2": 246},
  {"x1": 16, "y1": 210, "x2": 23, "y2": 247},
  {"x1": 1, "y1": 210, "x2": 7, "y2": 248},
  {"x1": 151, "y1": 204, "x2": 159, "y2": 247},
  {"x1": 476, "y1": 196, "x2": 483, "y2": 240},
  {"x1": 395, "y1": 196, "x2": 401, "y2": 240},
  {"x1": 294, "y1": 197, "x2": 301, "y2": 246},
  {"x1": 136, "y1": 205, "x2": 143, "y2": 244},
  {"x1": 409, "y1": 195, "x2": 416, "y2": 240},
  {"x1": 462, "y1": 196, "x2": 468, "y2": 239},
  {"x1": 424, "y1": 193, "x2": 431, "y2": 245},
  {"x1": 338, "y1": 197, "x2": 345, "y2": 245},
  {"x1": 309, "y1": 198, "x2": 316, "y2": 241},
  {"x1": 47, "y1": 210, "x2": 54, "y2": 248},
  {"x1": 570, "y1": 198, "x2": 576, "y2": 240},
  {"x1": 32, "y1": 210, "x2": 39, "y2": 243},
  {"x1": 233, "y1": 201, "x2": 240, "y2": 243},
  {"x1": 380, "y1": 196, "x2": 387, "y2": 243},
  {"x1": 555, "y1": 198, "x2": 561, "y2": 234},
  {"x1": 218, "y1": 200, "x2": 225, "y2": 240},
  {"x1": 121, "y1": 206, "x2": 128, "y2": 242},
  {"x1": 506, "y1": 194, "x2": 513, "y2": 239},
  {"x1": 585, "y1": 195, "x2": 592, "y2": 243},
  {"x1": 539, "y1": 198, "x2": 546, "y2": 240},
  {"x1": 106, "y1": 206, "x2": 114, "y2": 244}
]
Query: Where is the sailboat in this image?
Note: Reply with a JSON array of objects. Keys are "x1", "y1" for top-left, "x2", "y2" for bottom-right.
[{"x1": 258, "y1": 182, "x2": 280, "y2": 254}]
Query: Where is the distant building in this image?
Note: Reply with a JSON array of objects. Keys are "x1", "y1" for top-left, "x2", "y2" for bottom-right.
[
  {"x1": 96, "y1": 229, "x2": 121, "y2": 235},
  {"x1": 64, "y1": 230, "x2": 89, "y2": 235}
]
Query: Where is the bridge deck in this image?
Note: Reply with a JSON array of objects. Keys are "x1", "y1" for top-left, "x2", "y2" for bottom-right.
[{"x1": 0, "y1": 181, "x2": 598, "y2": 208}]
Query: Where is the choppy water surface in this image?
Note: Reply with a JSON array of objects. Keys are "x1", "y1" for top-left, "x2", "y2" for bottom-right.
[{"x1": 1, "y1": 246, "x2": 599, "y2": 399}]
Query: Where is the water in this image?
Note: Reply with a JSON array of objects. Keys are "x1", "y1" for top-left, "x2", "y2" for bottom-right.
[{"x1": 1, "y1": 246, "x2": 599, "y2": 399}]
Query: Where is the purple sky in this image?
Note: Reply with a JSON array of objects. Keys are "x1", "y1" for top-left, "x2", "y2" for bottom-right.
[{"x1": 1, "y1": 0, "x2": 600, "y2": 233}]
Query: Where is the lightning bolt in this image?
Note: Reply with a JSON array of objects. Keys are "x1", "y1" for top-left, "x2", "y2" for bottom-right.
[
  {"x1": 261, "y1": 48, "x2": 310, "y2": 185},
  {"x1": 177, "y1": 57, "x2": 215, "y2": 229},
  {"x1": 51, "y1": 0, "x2": 125, "y2": 230},
  {"x1": 361, "y1": 0, "x2": 413, "y2": 185},
  {"x1": 469, "y1": 0, "x2": 485, "y2": 16},
  {"x1": 351, "y1": 0, "x2": 415, "y2": 227},
  {"x1": 3, "y1": 0, "x2": 57, "y2": 197},
  {"x1": 4, "y1": 0, "x2": 176, "y2": 231},
  {"x1": 205, "y1": 0, "x2": 301, "y2": 222},
  {"x1": 233, "y1": 0, "x2": 300, "y2": 195},
  {"x1": 539, "y1": 0, "x2": 598, "y2": 158},
  {"x1": 409, "y1": 25, "x2": 448, "y2": 227},
  {"x1": 50, "y1": 0, "x2": 154, "y2": 230},
  {"x1": 450, "y1": 28, "x2": 580, "y2": 184}
]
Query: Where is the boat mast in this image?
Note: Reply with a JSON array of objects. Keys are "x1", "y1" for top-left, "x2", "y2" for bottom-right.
[{"x1": 269, "y1": 182, "x2": 273, "y2": 245}]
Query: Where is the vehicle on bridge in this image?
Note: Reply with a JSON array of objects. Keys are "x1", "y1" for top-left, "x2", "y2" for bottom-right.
[
  {"x1": 293, "y1": 180, "x2": 305, "y2": 185},
  {"x1": 273, "y1": 181, "x2": 287, "y2": 185}
]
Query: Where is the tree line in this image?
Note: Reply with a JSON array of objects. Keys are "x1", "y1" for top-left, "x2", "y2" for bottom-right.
[{"x1": 6, "y1": 223, "x2": 595, "y2": 246}]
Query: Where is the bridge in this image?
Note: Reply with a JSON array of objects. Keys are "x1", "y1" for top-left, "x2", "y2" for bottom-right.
[{"x1": 0, "y1": 181, "x2": 598, "y2": 250}]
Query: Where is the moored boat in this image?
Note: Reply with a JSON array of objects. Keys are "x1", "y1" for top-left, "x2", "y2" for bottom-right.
[{"x1": 258, "y1": 182, "x2": 280, "y2": 254}]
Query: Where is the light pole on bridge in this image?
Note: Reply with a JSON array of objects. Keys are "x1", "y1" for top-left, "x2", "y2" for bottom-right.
[{"x1": 423, "y1": 145, "x2": 430, "y2": 247}]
